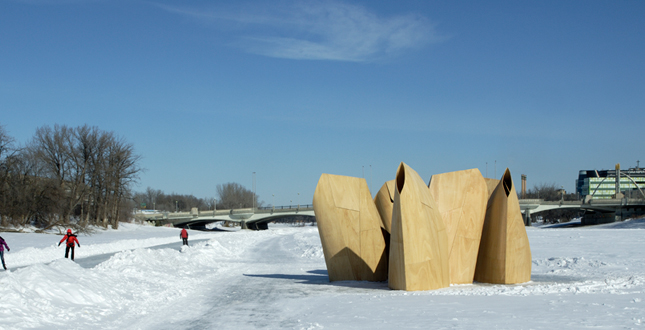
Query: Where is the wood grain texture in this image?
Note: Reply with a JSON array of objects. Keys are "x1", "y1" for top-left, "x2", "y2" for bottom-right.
[
  {"x1": 428, "y1": 168, "x2": 488, "y2": 284},
  {"x1": 313, "y1": 174, "x2": 388, "y2": 282},
  {"x1": 484, "y1": 178, "x2": 500, "y2": 198},
  {"x1": 474, "y1": 168, "x2": 532, "y2": 284},
  {"x1": 374, "y1": 180, "x2": 396, "y2": 233},
  {"x1": 388, "y1": 162, "x2": 450, "y2": 291}
]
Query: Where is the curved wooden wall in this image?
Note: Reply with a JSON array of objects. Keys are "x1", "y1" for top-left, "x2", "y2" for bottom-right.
[
  {"x1": 484, "y1": 178, "x2": 500, "y2": 198},
  {"x1": 313, "y1": 174, "x2": 388, "y2": 282},
  {"x1": 474, "y1": 168, "x2": 532, "y2": 284},
  {"x1": 374, "y1": 180, "x2": 396, "y2": 233},
  {"x1": 388, "y1": 162, "x2": 450, "y2": 291},
  {"x1": 428, "y1": 168, "x2": 488, "y2": 284}
]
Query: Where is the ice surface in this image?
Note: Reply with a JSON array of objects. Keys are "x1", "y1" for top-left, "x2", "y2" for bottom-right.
[{"x1": 1, "y1": 219, "x2": 644, "y2": 329}]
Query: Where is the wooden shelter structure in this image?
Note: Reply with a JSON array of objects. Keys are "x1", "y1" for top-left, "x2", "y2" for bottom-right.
[
  {"x1": 388, "y1": 162, "x2": 450, "y2": 291},
  {"x1": 313, "y1": 174, "x2": 388, "y2": 282},
  {"x1": 428, "y1": 168, "x2": 488, "y2": 284},
  {"x1": 474, "y1": 168, "x2": 532, "y2": 284}
]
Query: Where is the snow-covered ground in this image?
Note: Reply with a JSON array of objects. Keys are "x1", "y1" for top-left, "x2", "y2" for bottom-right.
[{"x1": 1, "y1": 219, "x2": 644, "y2": 329}]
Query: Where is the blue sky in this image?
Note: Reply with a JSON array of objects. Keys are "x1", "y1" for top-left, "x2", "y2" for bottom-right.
[{"x1": 2, "y1": 0, "x2": 644, "y2": 206}]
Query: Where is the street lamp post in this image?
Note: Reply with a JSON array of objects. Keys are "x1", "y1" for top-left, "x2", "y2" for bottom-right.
[
  {"x1": 370, "y1": 165, "x2": 372, "y2": 195},
  {"x1": 252, "y1": 172, "x2": 256, "y2": 211},
  {"x1": 175, "y1": 200, "x2": 178, "y2": 213}
]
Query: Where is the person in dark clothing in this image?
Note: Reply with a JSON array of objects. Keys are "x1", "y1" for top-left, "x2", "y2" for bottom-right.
[
  {"x1": 58, "y1": 229, "x2": 80, "y2": 260},
  {"x1": 180, "y1": 228, "x2": 189, "y2": 246},
  {"x1": 0, "y1": 236, "x2": 9, "y2": 270}
]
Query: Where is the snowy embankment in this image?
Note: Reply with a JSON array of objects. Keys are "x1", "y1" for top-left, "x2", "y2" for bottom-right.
[
  {"x1": 1, "y1": 219, "x2": 645, "y2": 329},
  {"x1": 0, "y1": 223, "x2": 224, "y2": 268}
]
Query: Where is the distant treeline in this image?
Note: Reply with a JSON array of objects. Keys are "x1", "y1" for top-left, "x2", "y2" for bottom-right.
[
  {"x1": 522, "y1": 182, "x2": 578, "y2": 201},
  {"x1": 133, "y1": 182, "x2": 263, "y2": 213},
  {"x1": 0, "y1": 124, "x2": 141, "y2": 230},
  {"x1": 133, "y1": 187, "x2": 212, "y2": 213}
]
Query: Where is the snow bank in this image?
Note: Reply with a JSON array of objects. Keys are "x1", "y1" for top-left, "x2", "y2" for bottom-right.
[{"x1": 1, "y1": 223, "x2": 221, "y2": 268}]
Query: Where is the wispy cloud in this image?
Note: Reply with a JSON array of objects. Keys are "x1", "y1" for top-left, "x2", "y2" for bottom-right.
[
  {"x1": 157, "y1": 1, "x2": 445, "y2": 62},
  {"x1": 9, "y1": 0, "x2": 103, "y2": 4}
]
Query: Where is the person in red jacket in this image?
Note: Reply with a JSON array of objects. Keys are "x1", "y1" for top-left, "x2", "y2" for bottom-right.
[
  {"x1": 59, "y1": 229, "x2": 80, "y2": 261},
  {"x1": 180, "y1": 228, "x2": 188, "y2": 246}
]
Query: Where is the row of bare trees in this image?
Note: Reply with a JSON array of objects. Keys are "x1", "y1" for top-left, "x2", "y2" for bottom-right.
[
  {"x1": 522, "y1": 182, "x2": 578, "y2": 201},
  {"x1": 133, "y1": 187, "x2": 212, "y2": 213},
  {"x1": 0, "y1": 124, "x2": 142, "y2": 230},
  {"x1": 132, "y1": 183, "x2": 263, "y2": 213},
  {"x1": 215, "y1": 182, "x2": 262, "y2": 209}
]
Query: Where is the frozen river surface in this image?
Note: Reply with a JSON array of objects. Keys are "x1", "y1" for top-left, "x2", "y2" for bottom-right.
[{"x1": 1, "y1": 220, "x2": 645, "y2": 329}]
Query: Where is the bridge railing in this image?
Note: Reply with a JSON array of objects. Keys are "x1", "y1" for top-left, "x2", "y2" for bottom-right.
[
  {"x1": 137, "y1": 204, "x2": 315, "y2": 222},
  {"x1": 257, "y1": 204, "x2": 313, "y2": 210},
  {"x1": 519, "y1": 199, "x2": 544, "y2": 203}
]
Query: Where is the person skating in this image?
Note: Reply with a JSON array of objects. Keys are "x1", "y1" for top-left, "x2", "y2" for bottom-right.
[
  {"x1": 0, "y1": 236, "x2": 9, "y2": 270},
  {"x1": 180, "y1": 228, "x2": 188, "y2": 246},
  {"x1": 58, "y1": 229, "x2": 80, "y2": 261}
]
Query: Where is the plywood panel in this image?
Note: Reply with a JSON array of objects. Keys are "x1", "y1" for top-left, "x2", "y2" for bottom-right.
[
  {"x1": 374, "y1": 180, "x2": 396, "y2": 233},
  {"x1": 505, "y1": 182, "x2": 532, "y2": 283},
  {"x1": 388, "y1": 162, "x2": 449, "y2": 291},
  {"x1": 313, "y1": 174, "x2": 388, "y2": 282},
  {"x1": 484, "y1": 178, "x2": 500, "y2": 198},
  {"x1": 428, "y1": 168, "x2": 488, "y2": 284},
  {"x1": 474, "y1": 168, "x2": 532, "y2": 284},
  {"x1": 359, "y1": 178, "x2": 389, "y2": 277}
]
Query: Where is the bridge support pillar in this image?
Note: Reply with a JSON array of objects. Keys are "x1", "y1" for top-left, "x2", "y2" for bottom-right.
[
  {"x1": 241, "y1": 220, "x2": 248, "y2": 230},
  {"x1": 524, "y1": 209, "x2": 531, "y2": 226}
]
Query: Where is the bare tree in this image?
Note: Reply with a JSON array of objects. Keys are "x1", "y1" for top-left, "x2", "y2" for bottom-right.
[
  {"x1": 216, "y1": 182, "x2": 262, "y2": 209},
  {"x1": 0, "y1": 137, "x2": 60, "y2": 228},
  {"x1": 103, "y1": 136, "x2": 141, "y2": 229},
  {"x1": 10, "y1": 148, "x2": 60, "y2": 228},
  {"x1": 0, "y1": 125, "x2": 15, "y2": 163},
  {"x1": 204, "y1": 196, "x2": 216, "y2": 210},
  {"x1": 132, "y1": 187, "x2": 163, "y2": 211},
  {"x1": 75, "y1": 125, "x2": 101, "y2": 227},
  {"x1": 85, "y1": 130, "x2": 113, "y2": 227},
  {"x1": 80, "y1": 131, "x2": 142, "y2": 229},
  {"x1": 145, "y1": 187, "x2": 163, "y2": 210},
  {"x1": 0, "y1": 125, "x2": 17, "y2": 227},
  {"x1": 31, "y1": 125, "x2": 75, "y2": 225}
]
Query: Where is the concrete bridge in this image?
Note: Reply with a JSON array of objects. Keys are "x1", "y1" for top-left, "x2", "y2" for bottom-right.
[
  {"x1": 136, "y1": 198, "x2": 645, "y2": 230},
  {"x1": 136, "y1": 205, "x2": 315, "y2": 230},
  {"x1": 519, "y1": 198, "x2": 645, "y2": 225}
]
